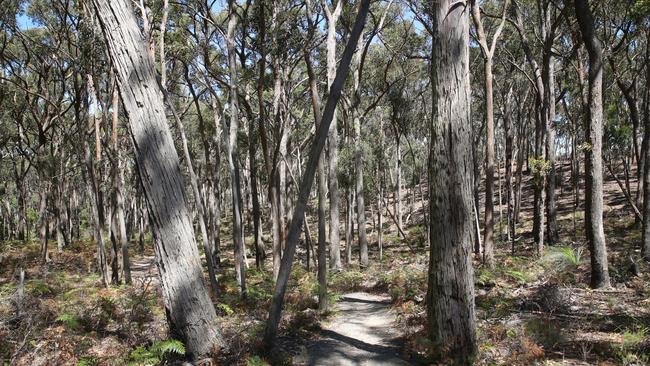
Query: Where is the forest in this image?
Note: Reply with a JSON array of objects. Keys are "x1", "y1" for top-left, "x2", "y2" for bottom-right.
[{"x1": 0, "y1": 0, "x2": 649, "y2": 365}]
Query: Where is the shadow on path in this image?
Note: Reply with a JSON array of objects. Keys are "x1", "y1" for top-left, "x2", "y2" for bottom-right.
[{"x1": 305, "y1": 292, "x2": 413, "y2": 366}]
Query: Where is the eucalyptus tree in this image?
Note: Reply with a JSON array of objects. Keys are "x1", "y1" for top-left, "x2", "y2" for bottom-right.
[
  {"x1": 574, "y1": 0, "x2": 611, "y2": 289},
  {"x1": 225, "y1": 0, "x2": 247, "y2": 297},
  {"x1": 426, "y1": 0, "x2": 477, "y2": 362},
  {"x1": 91, "y1": 0, "x2": 223, "y2": 357},
  {"x1": 321, "y1": 0, "x2": 344, "y2": 271},
  {"x1": 469, "y1": 0, "x2": 509, "y2": 267}
]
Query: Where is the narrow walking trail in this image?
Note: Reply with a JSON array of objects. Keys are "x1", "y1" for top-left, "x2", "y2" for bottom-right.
[{"x1": 305, "y1": 292, "x2": 412, "y2": 365}]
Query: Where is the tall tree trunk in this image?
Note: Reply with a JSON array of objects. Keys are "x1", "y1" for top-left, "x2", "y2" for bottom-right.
[
  {"x1": 304, "y1": 44, "x2": 328, "y2": 312},
  {"x1": 395, "y1": 139, "x2": 403, "y2": 236},
  {"x1": 84, "y1": 137, "x2": 109, "y2": 288},
  {"x1": 482, "y1": 57, "x2": 496, "y2": 267},
  {"x1": 641, "y1": 29, "x2": 650, "y2": 260},
  {"x1": 186, "y1": 65, "x2": 222, "y2": 283},
  {"x1": 354, "y1": 113, "x2": 368, "y2": 267},
  {"x1": 16, "y1": 173, "x2": 27, "y2": 242},
  {"x1": 111, "y1": 82, "x2": 131, "y2": 285},
  {"x1": 324, "y1": 0, "x2": 343, "y2": 272},
  {"x1": 250, "y1": 117, "x2": 265, "y2": 270},
  {"x1": 346, "y1": 188, "x2": 354, "y2": 264},
  {"x1": 226, "y1": 2, "x2": 247, "y2": 297},
  {"x1": 169, "y1": 84, "x2": 220, "y2": 299},
  {"x1": 470, "y1": 0, "x2": 508, "y2": 267},
  {"x1": 39, "y1": 184, "x2": 50, "y2": 264},
  {"x1": 504, "y1": 87, "x2": 515, "y2": 253},
  {"x1": 543, "y1": 9, "x2": 559, "y2": 244},
  {"x1": 574, "y1": 0, "x2": 611, "y2": 289},
  {"x1": 91, "y1": 0, "x2": 223, "y2": 357},
  {"x1": 426, "y1": 0, "x2": 476, "y2": 362},
  {"x1": 512, "y1": 0, "x2": 547, "y2": 254},
  {"x1": 262, "y1": 0, "x2": 369, "y2": 347}
]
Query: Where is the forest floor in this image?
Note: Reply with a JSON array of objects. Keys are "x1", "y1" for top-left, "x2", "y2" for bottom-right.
[{"x1": 1, "y1": 159, "x2": 650, "y2": 365}]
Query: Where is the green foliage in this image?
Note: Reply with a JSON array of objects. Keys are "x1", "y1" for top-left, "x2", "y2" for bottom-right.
[
  {"x1": 525, "y1": 319, "x2": 565, "y2": 349},
  {"x1": 504, "y1": 269, "x2": 531, "y2": 284},
  {"x1": 405, "y1": 225, "x2": 427, "y2": 248},
  {"x1": 329, "y1": 271, "x2": 365, "y2": 292},
  {"x1": 621, "y1": 328, "x2": 646, "y2": 349},
  {"x1": 379, "y1": 268, "x2": 426, "y2": 303},
  {"x1": 541, "y1": 246, "x2": 583, "y2": 270},
  {"x1": 616, "y1": 328, "x2": 648, "y2": 365},
  {"x1": 76, "y1": 357, "x2": 97, "y2": 366},
  {"x1": 246, "y1": 355, "x2": 270, "y2": 366},
  {"x1": 217, "y1": 303, "x2": 235, "y2": 316},
  {"x1": 476, "y1": 267, "x2": 497, "y2": 287},
  {"x1": 127, "y1": 339, "x2": 185, "y2": 366},
  {"x1": 29, "y1": 279, "x2": 54, "y2": 296},
  {"x1": 528, "y1": 157, "x2": 551, "y2": 180},
  {"x1": 56, "y1": 313, "x2": 80, "y2": 330},
  {"x1": 578, "y1": 142, "x2": 593, "y2": 152}
]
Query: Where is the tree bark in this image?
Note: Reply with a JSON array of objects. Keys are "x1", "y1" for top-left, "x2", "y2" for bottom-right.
[
  {"x1": 574, "y1": 0, "x2": 611, "y2": 289},
  {"x1": 226, "y1": 2, "x2": 247, "y2": 297},
  {"x1": 91, "y1": 0, "x2": 223, "y2": 357},
  {"x1": 111, "y1": 82, "x2": 131, "y2": 285},
  {"x1": 304, "y1": 43, "x2": 328, "y2": 312},
  {"x1": 323, "y1": 0, "x2": 343, "y2": 272},
  {"x1": 641, "y1": 29, "x2": 650, "y2": 260},
  {"x1": 354, "y1": 112, "x2": 369, "y2": 267},
  {"x1": 38, "y1": 184, "x2": 50, "y2": 264},
  {"x1": 426, "y1": 0, "x2": 477, "y2": 362}
]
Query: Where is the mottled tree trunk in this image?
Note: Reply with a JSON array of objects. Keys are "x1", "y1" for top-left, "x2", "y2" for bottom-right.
[
  {"x1": 470, "y1": 0, "x2": 508, "y2": 266},
  {"x1": 574, "y1": 0, "x2": 611, "y2": 289},
  {"x1": 426, "y1": 0, "x2": 477, "y2": 362},
  {"x1": 38, "y1": 184, "x2": 50, "y2": 264},
  {"x1": 354, "y1": 113, "x2": 368, "y2": 268},
  {"x1": 482, "y1": 58, "x2": 496, "y2": 267},
  {"x1": 504, "y1": 87, "x2": 515, "y2": 253},
  {"x1": 304, "y1": 44, "x2": 328, "y2": 312},
  {"x1": 91, "y1": 0, "x2": 223, "y2": 357},
  {"x1": 642, "y1": 29, "x2": 650, "y2": 260},
  {"x1": 395, "y1": 140, "x2": 403, "y2": 236},
  {"x1": 324, "y1": 0, "x2": 343, "y2": 271},
  {"x1": 111, "y1": 83, "x2": 131, "y2": 284},
  {"x1": 226, "y1": 3, "x2": 247, "y2": 296},
  {"x1": 346, "y1": 188, "x2": 354, "y2": 264},
  {"x1": 543, "y1": 7, "x2": 559, "y2": 244}
]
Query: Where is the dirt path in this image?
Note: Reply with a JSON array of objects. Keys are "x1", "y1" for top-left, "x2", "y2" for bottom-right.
[
  {"x1": 303, "y1": 292, "x2": 412, "y2": 366},
  {"x1": 129, "y1": 254, "x2": 158, "y2": 284}
]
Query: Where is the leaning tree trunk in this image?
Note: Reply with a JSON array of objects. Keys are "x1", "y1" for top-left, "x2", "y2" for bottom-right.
[
  {"x1": 91, "y1": 0, "x2": 223, "y2": 357},
  {"x1": 574, "y1": 0, "x2": 611, "y2": 289},
  {"x1": 426, "y1": 0, "x2": 477, "y2": 363},
  {"x1": 262, "y1": 0, "x2": 370, "y2": 348}
]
